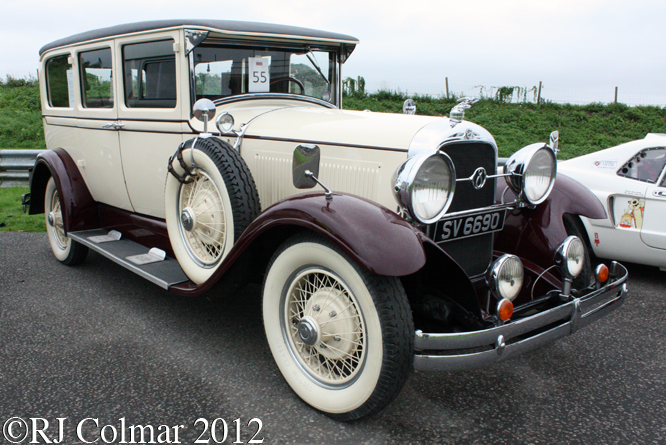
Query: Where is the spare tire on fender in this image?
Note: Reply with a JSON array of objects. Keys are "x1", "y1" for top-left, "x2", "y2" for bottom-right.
[{"x1": 165, "y1": 137, "x2": 260, "y2": 284}]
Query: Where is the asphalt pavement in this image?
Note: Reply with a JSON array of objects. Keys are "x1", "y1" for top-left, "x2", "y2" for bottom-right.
[{"x1": 1, "y1": 232, "x2": 665, "y2": 445}]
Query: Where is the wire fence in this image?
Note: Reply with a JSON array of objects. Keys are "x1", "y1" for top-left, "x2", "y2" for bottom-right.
[{"x1": 363, "y1": 79, "x2": 666, "y2": 107}]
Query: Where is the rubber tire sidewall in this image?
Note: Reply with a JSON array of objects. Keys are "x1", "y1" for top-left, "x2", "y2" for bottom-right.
[
  {"x1": 263, "y1": 239, "x2": 387, "y2": 415},
  {"x1": 165, "y1": 146, "x2": 235, "y2": 284}
]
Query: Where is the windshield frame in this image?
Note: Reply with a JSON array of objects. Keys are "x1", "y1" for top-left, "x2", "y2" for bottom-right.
[{"x1": 188, "y1": 37, "x2": 342, "y2": 109}]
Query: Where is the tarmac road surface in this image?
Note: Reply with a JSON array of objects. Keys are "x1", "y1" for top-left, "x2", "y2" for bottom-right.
[{"x1": 1, "y1": 232, "x2": 665, "y2": 445}]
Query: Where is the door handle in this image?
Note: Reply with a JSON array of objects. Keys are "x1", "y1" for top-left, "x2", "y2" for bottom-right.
[{"x1": 102, "y1": 121, "x2": 124, "y2": 130}]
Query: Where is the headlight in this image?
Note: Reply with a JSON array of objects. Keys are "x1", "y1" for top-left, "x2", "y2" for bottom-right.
[
  {"x1": 555, "y1": 236, "x2": 585, "y2": 278},
  {"x1": 392, "y1": 152, "x2": 456, "y2": 224},
  {"x1": 487, "y1": 254, "x2": 524, "y2": 301},
  {"x1": 504, "y1": 143, "x2": 557, "y2": 206}
]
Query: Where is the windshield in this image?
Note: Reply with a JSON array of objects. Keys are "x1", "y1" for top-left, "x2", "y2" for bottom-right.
[{"x1": 191, "y1": 43, "x2": 338, "y2": 105}]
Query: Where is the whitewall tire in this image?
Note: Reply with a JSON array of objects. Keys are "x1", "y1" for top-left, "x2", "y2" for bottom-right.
[
  {"x1": 165, "y1": 137, "x2": 259, "y2": 284},
  {"x1": 262, "y1": 233, "x2": 414, "y2": 420},
  {"x1": 44, "y1": 177, "x2": 88, "y2": 265}
]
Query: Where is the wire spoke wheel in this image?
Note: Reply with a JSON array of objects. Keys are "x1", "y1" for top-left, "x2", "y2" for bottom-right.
[
  {"x1": 284, "y1": 268, "x2": 366, "y2": 386},
  {"x1": 44, "y1": 177, "x2": 88, "y2": 266},
  {"x1": 263, "y1": 234, "x2": 413, "y2": 420},
  {"x1": 49, "y1": 188, "x2": 68, "y2": 249},
  {"x1": 178, "y1": 168, "x2": 227, "y2": 266},
  {"x1": 165, "y1": 137, "x2": 260, "y2": 284}
]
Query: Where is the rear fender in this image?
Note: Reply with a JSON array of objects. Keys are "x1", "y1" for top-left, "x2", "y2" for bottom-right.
[{"x1": 28, "y1": 148, "x2": 99, "y2": 233}]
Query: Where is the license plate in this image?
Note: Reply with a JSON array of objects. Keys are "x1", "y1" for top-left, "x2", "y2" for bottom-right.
[{"x1": 435, "y1": 209, "x2": 506, "y2": 242}]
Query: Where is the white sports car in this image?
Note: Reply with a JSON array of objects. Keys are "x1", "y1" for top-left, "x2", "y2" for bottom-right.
[{"x1": 557, "y1": 134, "x2": 666, "y2": 270}]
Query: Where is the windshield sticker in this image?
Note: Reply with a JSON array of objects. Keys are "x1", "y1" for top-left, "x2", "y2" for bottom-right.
[
  {"x1": 593, "y1": 159, "x2": 617, "y2": 168},
  {"x1": 618, "y1": 198, "x2": 645, "y2": 229},
  {"x1": 249, "y1": 57, "x2": 270, "y2": 93}
]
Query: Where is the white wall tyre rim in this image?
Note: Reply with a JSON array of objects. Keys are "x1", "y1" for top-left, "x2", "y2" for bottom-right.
[
  {"x1": 281, "y1": 266, "x2": 367, "y2": 388},
  {"x1": 176, "y1": 167, "x2": 227, "y2": 268},
  {"x1": 45, "y1": 177, "x2": 71, "y2": 261},
  {"x1": 49, "y1": 188, "x2": 68, "y2": 249},
  {"x1": 264, "y1": 241, "x2": 384, "y2": 414},
  {"x1": 165, "y1": 147, "x2": 235, "y2": 284}
]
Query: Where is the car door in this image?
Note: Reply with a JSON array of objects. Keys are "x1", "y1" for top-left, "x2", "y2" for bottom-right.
[
  {"x1": 75, "y1": 44, "x2": 134, "y2": 211},
  {"x1": 116, "y1": 31, "x2": 187, "y2": 218},
  {"x1": 640, "y1": 150, "x2": 666, "y2": 249},
  {"x1": 614, "y1": 146, "x2": 666, "y2": 249}
]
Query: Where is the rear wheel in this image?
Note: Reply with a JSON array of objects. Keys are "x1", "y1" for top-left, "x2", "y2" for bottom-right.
[
  {"x1": 44, "y1": 177, "x2": 88, "y2": 266},
  {"x1": 262, "y1": 233, "x2": 414, "y2": 420}
]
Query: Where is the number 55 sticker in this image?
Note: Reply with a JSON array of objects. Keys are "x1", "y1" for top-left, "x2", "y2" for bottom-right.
[{"x1": 249, "y1": 57, "x2": 270, "y2": 92}]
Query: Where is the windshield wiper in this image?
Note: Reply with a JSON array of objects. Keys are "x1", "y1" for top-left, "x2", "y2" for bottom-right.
[{"x1": 305, "y1": 48, "x2": 330, "y2": 85}]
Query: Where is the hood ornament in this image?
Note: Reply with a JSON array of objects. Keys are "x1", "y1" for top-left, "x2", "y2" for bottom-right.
[{"x1": 449, "y1": 97, "x2": 478, "y2": 127}]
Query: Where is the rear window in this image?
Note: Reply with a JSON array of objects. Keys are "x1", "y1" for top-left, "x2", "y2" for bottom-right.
[{"x1": 45, "y1": 55, "x2": 73, "y2": 108}]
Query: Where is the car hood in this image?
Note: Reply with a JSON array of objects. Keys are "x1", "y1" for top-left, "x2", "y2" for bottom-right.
[{"x1": 227, "y1": 104, "x2": 442, "y2": 152}]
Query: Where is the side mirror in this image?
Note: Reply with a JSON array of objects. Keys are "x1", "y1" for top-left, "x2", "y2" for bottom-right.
[
  {"x1": 193, "y1": 98, "x2": 216, "y2": 133},
  {"x1": 292, "y1": 144, "x2": 321, "y2": 189}
]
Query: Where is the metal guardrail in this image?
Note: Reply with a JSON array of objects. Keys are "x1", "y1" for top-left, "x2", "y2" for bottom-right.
[{"x1": 0, "y1": 150, "x2": 43, "y2": 188}]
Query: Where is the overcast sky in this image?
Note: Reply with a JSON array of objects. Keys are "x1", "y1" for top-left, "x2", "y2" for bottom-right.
[{"x1": 2, "y1": 0, "x2": 664, "y2": 105}]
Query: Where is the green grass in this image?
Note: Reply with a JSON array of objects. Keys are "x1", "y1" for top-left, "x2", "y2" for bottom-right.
[{"x1": 0, "y1": 186, "x2": 45, "y2": 232}]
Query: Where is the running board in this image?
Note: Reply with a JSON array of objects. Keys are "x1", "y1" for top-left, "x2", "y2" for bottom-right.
[{"x1": 68, "y1": 229, "x2": 189, "y2": 290}]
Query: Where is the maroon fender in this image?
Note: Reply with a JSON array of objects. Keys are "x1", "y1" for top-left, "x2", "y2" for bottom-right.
[
  {"x1": 28, "y1": 148, "x2": 99, "y2": 233},
  {"x1": 171, "y1": 192, "x2": 433, "y2": 296},
  {"x1": 494, "y1": 173, "x2": 606, "y2": 272}
]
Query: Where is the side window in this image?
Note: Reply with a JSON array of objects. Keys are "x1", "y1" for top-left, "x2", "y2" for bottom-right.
[
  {"x1": 617, "y1": 147, "x2": 666, "y2": 184},
  {"x1": 79, "y1": 48, "x2": 114, "y2": 108},
  {"x1": 45, "y1": 55, "x2": 73, "y2": 108},
  {"x1": 122, "y1": 39, "x2": 176, "y2": 108}
]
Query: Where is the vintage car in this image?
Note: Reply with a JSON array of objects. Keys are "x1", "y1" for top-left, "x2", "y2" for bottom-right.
[
  {"x1": 557, "y1": 134, "x2": 666, "y2": 270},
  {"x1": 26, "y1": 19, "x2": 628, "y2": 420}
]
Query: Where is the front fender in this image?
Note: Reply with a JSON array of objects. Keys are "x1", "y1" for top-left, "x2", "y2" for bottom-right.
[
  {"x1": 171, "y1": 192, "x2": 430, "y2": 295},
  {"x1": 28, "y1": 148, "x2": 99, "y2": 233},
  {"x1": 494, "y1": 173, "x2": 605, "y2": 271}
]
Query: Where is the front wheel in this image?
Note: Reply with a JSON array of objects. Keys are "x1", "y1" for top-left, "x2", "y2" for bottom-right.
[
  {"x1": 44, "y1": 177, "x2": 88, "y2": 266},
  {"x1": 262, "y1": 233, "x2": 414, "y2": 420}
]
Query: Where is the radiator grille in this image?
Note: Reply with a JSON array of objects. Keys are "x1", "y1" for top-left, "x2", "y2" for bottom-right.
[{"x1": 434, "y1": 141, "x2": 497, "y2": 277}]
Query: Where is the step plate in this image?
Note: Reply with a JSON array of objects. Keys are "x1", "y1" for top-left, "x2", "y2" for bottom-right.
[{"x1": 69, "y1": 229, "x2": 189, "y2": 290}]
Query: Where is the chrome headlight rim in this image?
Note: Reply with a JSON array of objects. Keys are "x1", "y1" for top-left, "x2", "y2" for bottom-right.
[
  {"x1": 392, "y1": 151, "x2": 456, "y2": 224},
  {"x1": 504, "y1": 143, "x2": 557, "y2": 206},
  {"x1": 487, "y1": 254, "x2": 524, "y2": 302},
  {"x1": 555, "y1": 236, "x2": 586, "y2": 279}
]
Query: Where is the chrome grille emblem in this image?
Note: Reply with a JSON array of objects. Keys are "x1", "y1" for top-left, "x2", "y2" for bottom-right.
[{"x1": 471, "y1": 167, "x2": 488, "y2": 190}]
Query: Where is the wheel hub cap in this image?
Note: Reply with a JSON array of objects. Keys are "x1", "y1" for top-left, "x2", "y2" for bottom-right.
[
  {"x1": 297, "y1": 316, "x2": 320, "y2": 346},
  {"x1": 180, "y1": 208, "x2": 195, "y2": 232},
  {"x1": 47, "y1": 212, "x2": 55, "y2": 227}
]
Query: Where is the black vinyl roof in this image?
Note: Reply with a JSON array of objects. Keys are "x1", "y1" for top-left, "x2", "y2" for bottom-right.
[{"x1": 39, "y1": 19, "x2": 359, "y2": 55}]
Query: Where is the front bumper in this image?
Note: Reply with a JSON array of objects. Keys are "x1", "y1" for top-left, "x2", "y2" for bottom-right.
[{"x1": 414, "y1": 261, "x2": 628, "y2": 371}]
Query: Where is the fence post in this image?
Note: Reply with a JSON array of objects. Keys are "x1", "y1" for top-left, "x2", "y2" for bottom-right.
[
  {"x1": 537, "y1": 81, "x2": 542, "y2": 104},
  {"x1": 445, "y1": 77, "x2": 449, "y2": 99},
  {"x1": 614, "y1": 87, "x2": 618, "y2": 104}
]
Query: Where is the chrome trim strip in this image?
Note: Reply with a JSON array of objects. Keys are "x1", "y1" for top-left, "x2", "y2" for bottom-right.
[{"x1": 413, "y1": 262, "x2": 628, "y2": 371}]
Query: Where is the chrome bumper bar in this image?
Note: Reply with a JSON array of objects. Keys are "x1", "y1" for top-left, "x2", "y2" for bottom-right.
[{"x1": 414, "y1": 261, "x2": 628, "y2": 371}]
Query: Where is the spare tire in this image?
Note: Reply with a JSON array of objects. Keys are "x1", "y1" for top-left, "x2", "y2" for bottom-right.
[{"x1": 165, "y1": 137, "x2": 260, "y2": 284}]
